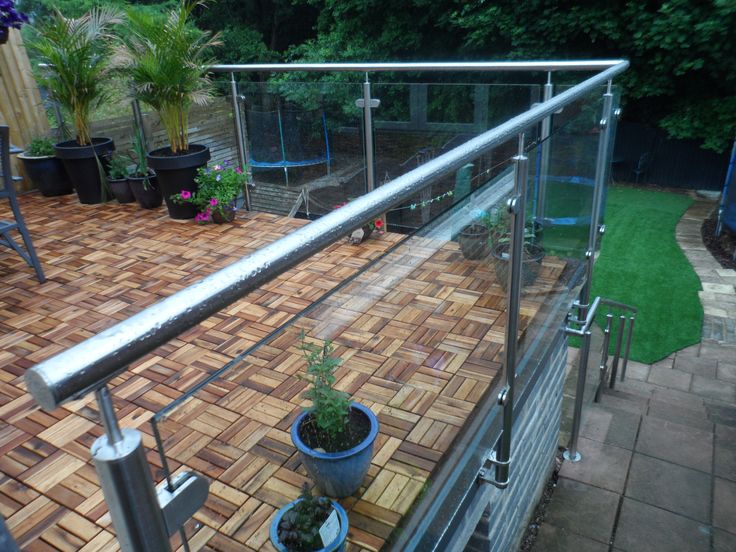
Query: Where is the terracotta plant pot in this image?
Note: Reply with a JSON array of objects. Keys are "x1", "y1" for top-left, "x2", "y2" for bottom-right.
[{"x1": 458, "y1": 223, "x2": 490, "y2": 260}]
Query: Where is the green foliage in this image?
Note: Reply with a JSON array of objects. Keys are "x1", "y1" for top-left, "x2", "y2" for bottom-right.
[
  {"x1": 171, "y1": 162, "x2": 247, "y2": 222},
  {"x1": 28, "y1": 7, "x2": 122, "y2": 145},
  {"x1": 25, "y1": 136, "x2": 54, "y2": 157},
  {"x1": 128, "y1": 124, "x2": 149, "y2": 177},
  {"x1": 299, "y1": 332, "x2": 350, "y2": 447},
  {"x1": 277, "y1": 483, "x2": 333, "y2": 552},
  {"x1": 114, "y1": 0, "x2": 220, "y2": 153},
  {"x1": 107, "y1": 153, "x2": 129, "y2": 179}
]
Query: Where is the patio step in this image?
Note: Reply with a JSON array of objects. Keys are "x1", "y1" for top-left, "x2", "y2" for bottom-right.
[{"x1": 249, "y1": 182, "x2": 303, "y2": 216}]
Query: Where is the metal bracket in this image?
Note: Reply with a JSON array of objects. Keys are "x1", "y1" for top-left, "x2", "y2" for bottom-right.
[
  {"x1": 506, "y1": 195, "x2": 520, "y2": 214},
  {"x1": 157, "y1": 472, "x2": 209, "y2": 537},
  {"x1": 355, "y1": 98, "x2": 381, "y2": 109},
  {"x1": 478, "y1": 450, "x2": 511, "y2": 489}
]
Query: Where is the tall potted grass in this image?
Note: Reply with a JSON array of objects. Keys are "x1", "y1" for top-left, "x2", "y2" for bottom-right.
[
  {"x1": 114, "y1": 0, "x2": 220, "y2": 219},
  {"x1": 29, "y1": 8, "x2": 121, "y2": 204}
]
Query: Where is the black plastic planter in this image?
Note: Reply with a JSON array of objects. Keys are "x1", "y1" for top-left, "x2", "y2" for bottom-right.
[
  {"x1": 17, "y1": 154, "x2": 73, "y2": 197},
  {"x1": 109, "y1": 178, "x2": 135, "y2": 204},
  {"x1": 0, "y1": 27, "x2": 8, "y2": 45},
  {"x1": 54, "y1": 138, "x2": 115, "y2": 204},
  {"x1": 147, "y1": 145, "x2": 210, "y2": 220},
  {"x1": 128, "y1": 175, "x2": 163, "y2": 210}
]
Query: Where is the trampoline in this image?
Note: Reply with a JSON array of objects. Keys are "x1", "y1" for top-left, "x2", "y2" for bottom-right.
[
  {"x1": 535, "y1": 175, "x2": 597, "y2": 227},
  {"x1": 246, "y1": 108, "x2": 331, "y2": 185}
]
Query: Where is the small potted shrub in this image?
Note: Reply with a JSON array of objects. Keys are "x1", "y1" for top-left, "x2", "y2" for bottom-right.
[
  {"x1": 172, "y1": 162, "x2": 246, "y2": 223},
  {"x1": 490, "y1": 210, "x2": 545, "y2": 289},
  {"x1": 291, "y1": 333, "x2": 379, "y2": 498},
  {"x1": 115, "y1": 0, "x2": 220, "y2": 219},
  {"x1": 457, "y1": 222, "x2": 490, "y2": 260},
  {"x1": 17, "y1": 137, "x2": 73, "y2": 196},
  {"x1": 0, "y1": 1, "x2": 28, "y2": 44},
  {"x1": 107, "y1": 154, "x2": 135, "y2": 203},
  {"x1": 270, "y1": 483, "x2": 349, "y2": 552},
  {"x1": 29, "y1": 8, "x2": 121, "y2": 204},
  {"x1": 127, "y1": 126, "x2": 162, "y2": 209}
]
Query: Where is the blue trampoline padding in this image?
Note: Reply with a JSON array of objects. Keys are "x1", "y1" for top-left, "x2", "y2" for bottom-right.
[
  {"x1": 536, "y1": 175, "x2": 597, "y2": 226},
  {"x1": 251, "y1": 157, "x2": 328, "y2": 168}
]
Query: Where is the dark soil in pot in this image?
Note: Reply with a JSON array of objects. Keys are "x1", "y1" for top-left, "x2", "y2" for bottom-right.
[
  {"x1": 128, "y1": 175, "x2": 163, "y2": 209},
  {"x1": 18, "y1": 155, "x2": 73, "y2": 196},
  {"x1": 109, "y1": 178, "x2": 135, "y2": 203},
  {"x1": 147, "y1": 145, "x2": 209, "y2": 220},
  {"x1": 297, "y1": 409, "x2": 372, "y2": 453},
  {"x1": 54, "y1": 138, "x2": 115, "y2": 204}
]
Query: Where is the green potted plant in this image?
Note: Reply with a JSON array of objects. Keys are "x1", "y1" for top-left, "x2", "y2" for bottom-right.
[
  {"x1": 0, "y1": 0, "x2": 28, "y2": 44},
  {"x1": 107, "y1": 153, "x2": 134, "y2": 203},
  {"x1": 115, "y1": 0, "x2": 220, "y2": 219},
  {"x1": 17, "y1": 137, "x2": 73, "y2": 196},
  {"x1": 127, "y1": 125, "x2": 162, "y2": 210},
  {"x1": 29, "y1": 7, "x2": 121, "y2": 204},
  {"x1": 171, "y1": 161, "x2": 246, "y2": 223},
  {"x1": 291, "y1": 333, "x2": 378, "y2": 498},
  {"x1": 489, "y1": 209, "x2": 545, "y2": 289},
  {"x1": 270, "y1": 483, "x2": 349, "y2": 552}
]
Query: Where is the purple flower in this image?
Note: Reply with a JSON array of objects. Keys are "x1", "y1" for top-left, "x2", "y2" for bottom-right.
[
  {"x1": 235, "y1": 167, "x2": 243, "y2": 174},
  {"x1": 216, "y1": 174, "x2": 221, "y2": 182},
  {"x1": 214, "y1": 164, "x2": 222, "y2": 171},
  {"x1": 210, "y1": 198, "x2": 218, "y2": 206},
  {"x1": 223, "y1": 159, "x2": 231, "y2": 166},
  {"x1": 180, "y1": 190, "x2": 191, "y2": 200}
]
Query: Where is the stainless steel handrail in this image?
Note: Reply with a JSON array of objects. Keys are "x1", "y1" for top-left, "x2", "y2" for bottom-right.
[
  {"x1": 25, "y1": 60, "x2": 629, "y2": 411},
  {"x1": 208, "y1": 60, "x2": 627, "y2": 73}
]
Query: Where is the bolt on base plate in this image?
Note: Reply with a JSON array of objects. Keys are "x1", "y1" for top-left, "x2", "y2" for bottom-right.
[{"x1": 563, "y1": 449, "x2": 582, "y2": 462}]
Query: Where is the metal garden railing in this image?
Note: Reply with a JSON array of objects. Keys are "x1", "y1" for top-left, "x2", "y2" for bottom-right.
[{"x1": 25, "y1": 59, "x2": 628, "y2": 552}]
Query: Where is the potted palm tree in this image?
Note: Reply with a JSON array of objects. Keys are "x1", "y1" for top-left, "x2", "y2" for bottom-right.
[
  {"x1": 291, "y1": 333, "x2": 379, "y2": 498},
  {"x1": 114, "y1": 0, "x2": 220, "y2": 219},
  {"x1": 17, "y1": 137, "x2": 73, "y2": 196},
  {"x1": 29, "y1": 8, "x2": 121, "y2": 204}
]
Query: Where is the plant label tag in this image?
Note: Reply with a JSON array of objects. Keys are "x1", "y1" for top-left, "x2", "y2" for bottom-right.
[{"x1": 319, "y1": 509, "x2": 340, "y2": 547}]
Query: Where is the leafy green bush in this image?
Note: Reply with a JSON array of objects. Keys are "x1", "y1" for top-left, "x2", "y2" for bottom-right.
[{"x1": 25, "y1": 137, "x2": 54, "y2": 157}]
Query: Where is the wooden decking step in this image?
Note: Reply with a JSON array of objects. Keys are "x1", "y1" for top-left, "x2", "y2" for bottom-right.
[{"x1": 249, "y1": 182, "x2": 303, "y2": 217}]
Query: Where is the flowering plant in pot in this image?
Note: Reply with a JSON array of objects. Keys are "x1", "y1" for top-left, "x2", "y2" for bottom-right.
[
  {"x1": 0, "y1": 0, "x2": 29, "y2": 44},
  {"x1": 17, "y1": 137, "x2": 73, "y2": 196},
  {"x1": 489, "y1": 209, "x2": 545, "y2": 289},
  {"x1": 270, "y1": 483, "x2": 349, "y2": 552},
  {"x1": 114, "y1": 0, "x2": 220, "y2": 219},
  {"x1": 333, "y1": 202, "x2": 384, "y2": 244},
  {"x1": 171, "y1": 161, "x2": 246, "y2": 223},
  {"x1": 28, "y1": 7, "x2": 121, "y2": 204},
  {"x1": 291, "y1": 332, "x2": 379, "y2": 498}
]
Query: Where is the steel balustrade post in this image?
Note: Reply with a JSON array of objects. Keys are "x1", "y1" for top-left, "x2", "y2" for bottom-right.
[
  {"x1": 564, "y1": 329, "x2": 592, "y2": 462},
  {"x1": 580, "y1": 82, "x2": 615, "y2": 313},
  {"x1": 92, "y1": 386, "x2": 171, "y2": 552},
  {"x1": 609, "y1": 315, "x2": 626, "y2": 388},
  {"x1": 595, "y1": 314, "x2": 613, "y2": 403},
  {"x1": 230, "y1": 72, "x2": 251, "y2": 211},
  {"x1": 362, "y1": 74, "x2": 377, "y2": 194},
  {"x1": 621, "y1": 316, "x2": 635, "y2": 381},
  {"x1": 494, "y1": 133, "x2": 529, "y2": 487},
  {"x1": 537, "y1": 72, "x2": 554, "y2": 222}
]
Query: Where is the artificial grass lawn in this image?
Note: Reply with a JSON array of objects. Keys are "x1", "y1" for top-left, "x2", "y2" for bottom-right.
[{"x1": 587, "y1": 186, "x2": 702, "y2": 364}]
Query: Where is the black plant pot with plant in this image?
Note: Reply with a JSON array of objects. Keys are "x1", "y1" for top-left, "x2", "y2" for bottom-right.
[
  {"x1": 17, "y1": 137, "x2": 73, "y2": 196},
  {"x1": 128, "y1": 174, "x2": 162, "y2": 209},
  {"x1": 54, "y1": 139, "x2": 115, "y2": 204},
  {"x1": 29, "y1": 7, "x2": 121, "y2": 205},
  {"x1": 107, "y1": 153, "x2": 134, "y2": 203},
  {"x1": 147, "y1": 145, "x2": 210, "y2": 219}
]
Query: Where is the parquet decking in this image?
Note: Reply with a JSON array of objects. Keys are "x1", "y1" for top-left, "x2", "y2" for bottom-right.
[{"x1": 0, "y1": 192, "x2": 571, "y2": 551}]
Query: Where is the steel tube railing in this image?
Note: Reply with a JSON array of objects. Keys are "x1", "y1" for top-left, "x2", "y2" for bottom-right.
[
  {"x1": 26, "y1": 59, "x2": 628, "y2": 411},
  {"x1": 209, "y1": 60, "x2": 626, "y2": 73}
]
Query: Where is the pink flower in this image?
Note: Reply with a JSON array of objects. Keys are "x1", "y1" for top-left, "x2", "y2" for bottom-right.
[
  {"x1": 195, "y1": 212, "x2": 207, "y2": 222},
  {"x1": 235, "y1": 167, "x2": 243, "y2": 174},
  {"x1": 374, "y1": 219, "x2": 384, "y2": 229},
  {"x1": 180, "y1": 190, "x2": 191, "y2": 200},
  {"x1": 213, "y1": 164, "x2": 222, "y2": 171},
  {"x1": 210, "y1": 198, "x2": 218, "y2": 206}
]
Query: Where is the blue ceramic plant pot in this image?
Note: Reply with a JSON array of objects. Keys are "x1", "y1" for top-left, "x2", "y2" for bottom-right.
[
  {"x1": 270, "y1": 498, "x2": 349, "y2": 552},
  {"x1": 291, "y1": 402, "x2": 379, "y2": 498}
]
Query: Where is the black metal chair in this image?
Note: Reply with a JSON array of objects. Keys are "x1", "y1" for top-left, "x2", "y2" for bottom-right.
[{"x1": 0, "y1": 126, "x2": 45, "y2": 283}]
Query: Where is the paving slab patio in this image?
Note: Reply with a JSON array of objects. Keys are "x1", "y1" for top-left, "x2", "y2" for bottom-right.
[{"x1": 533, "y1": 198, "x2": 736, "y2": 551}]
